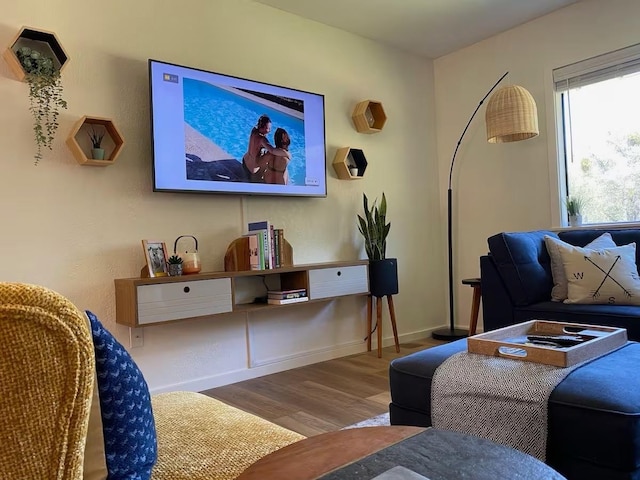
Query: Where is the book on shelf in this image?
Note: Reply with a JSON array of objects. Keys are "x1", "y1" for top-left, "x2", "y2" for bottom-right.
[
  {"x1": 268, "y1": 289, "x2": 307, "y2": 299},
  {"x1": 267, "y1": 296, "x2": 309, "y2": 305},
  {"x1": 247, "y1": 233, "x2": 260, "y2": 270},
  {"x1": 275, "y1": 228, "x2": 285, "y2": 267},
  {"x1": 248, "y1": 220, "x2": 274, "y2": 269},
  {"x1": 273, "y1": 228, "x2": 281, "y2": 268},
  {"x1": 242, "y1": 232, "x2": 264, "y2": 270},
  {"x1": 268, "y1": 288, "x2": 306, "y2": 295}
]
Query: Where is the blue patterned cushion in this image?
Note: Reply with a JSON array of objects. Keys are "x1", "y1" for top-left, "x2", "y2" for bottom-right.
[{"x1": 86, "y1": 311, "x2": 157, "y2": 479}]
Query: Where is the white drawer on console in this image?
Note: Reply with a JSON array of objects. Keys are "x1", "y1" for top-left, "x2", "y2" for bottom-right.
[
  {"x1": 137, "y1": 278, "x2": 232, "y2": 325},
  {"x1": 308, "y1": 265, "x2": 369, "y2": 300}
]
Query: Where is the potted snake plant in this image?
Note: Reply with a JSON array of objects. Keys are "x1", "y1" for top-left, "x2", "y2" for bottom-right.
[{"x1": 357, "y1": 192, "x2": 398, "y2": 298}]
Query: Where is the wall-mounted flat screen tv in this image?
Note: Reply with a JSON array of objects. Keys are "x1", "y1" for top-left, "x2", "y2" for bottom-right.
[{"x1": 149, "y1": 59, "x2": 327, "y2": 197}]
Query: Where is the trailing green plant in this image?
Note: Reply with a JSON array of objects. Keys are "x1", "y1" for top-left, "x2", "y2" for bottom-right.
[
  {"x1": 566, "y1": 195, "x2": 584, "y2": 216},
  {"x1": 88, "y1": 125, "x2": 105, "y2": 149},
  {"x1": 16, "y1": 46, "x2": 67, "y2": 165},
  {"x1": 167, "y1": 255, "x2": 183, "y2": 265},
  {"x1": 357, "y1": 192, "x2": 390, "y2": 261}
]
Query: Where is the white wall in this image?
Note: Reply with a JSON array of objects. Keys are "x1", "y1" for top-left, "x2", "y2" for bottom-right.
[
  {"x1": 0, "y1": 0, "x2": 443, "y2": 391},
  {"x1": 434, "y1": 0, "x2": 640, "y2": 331}
]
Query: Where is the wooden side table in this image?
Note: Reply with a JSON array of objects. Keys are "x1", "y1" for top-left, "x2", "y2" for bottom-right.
[
  {"x1": 462, "y1": 278, "x2": 481, "y2": 336},
  {"x1": 366, "y1": 294, "x2": 400, "y2": 358}
]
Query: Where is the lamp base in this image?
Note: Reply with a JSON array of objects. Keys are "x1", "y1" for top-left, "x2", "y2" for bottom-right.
[{"x1": 432, "y1": 327, "x2": 469, "y2": 341}]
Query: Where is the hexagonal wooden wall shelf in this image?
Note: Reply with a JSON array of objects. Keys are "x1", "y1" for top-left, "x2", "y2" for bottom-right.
[
  {"x1": 66, "y1": 116, "x2": 125, "y2": 166},
  {"x1": 352, "y1": 100, "x2": 387, "y2": 134},
  {"x1": 3, "y1": 26, "x2": 69, "y2": 82},
  {"x1": 332, "y1": 147, "x2": 368, "y2": 180}
]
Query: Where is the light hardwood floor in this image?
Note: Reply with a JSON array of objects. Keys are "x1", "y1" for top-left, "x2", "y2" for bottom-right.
[{"x1": 202, "y1": 337, "x2": 444, "y2": 437}]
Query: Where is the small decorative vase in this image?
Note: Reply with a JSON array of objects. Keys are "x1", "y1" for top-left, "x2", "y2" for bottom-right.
[
  {"x1": 168, "y1": 264, "x2": 183, "y2": 276},
  {"x1": 174, "y1": 235, "x2": 202, "y2": 274},
  {"x1": 569, "y1": 214, "x2": 583, "y2": 227},
  {"x1": 350, "y1": 167, "x2": 359, "y2": 177},
  {"x1": 91, "y1": 148, "x2": 105, "y2": 160}
]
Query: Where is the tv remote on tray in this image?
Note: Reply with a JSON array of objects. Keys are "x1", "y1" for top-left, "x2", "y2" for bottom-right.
[{"x1": 526, "y1": 334, "x2": 585, "y2": 347}]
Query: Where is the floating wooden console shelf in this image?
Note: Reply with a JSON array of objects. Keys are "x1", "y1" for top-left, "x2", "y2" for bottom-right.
[
  {"x1": 114, "y1": 260, "x2": 370, "y2": 327},
  {"x1": 3, "y1": 26, "x2": 69, "y2": 82}
]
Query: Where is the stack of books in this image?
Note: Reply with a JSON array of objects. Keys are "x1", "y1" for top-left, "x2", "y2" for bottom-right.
[
  {"x1": 267, "y1": 288, "x2": 308, "y2": 305},
  {"x1": 245, "y1": 220, "x2": 286, "y2": 270}
]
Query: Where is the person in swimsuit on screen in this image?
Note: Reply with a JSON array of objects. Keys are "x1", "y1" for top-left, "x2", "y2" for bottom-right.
[
  {"x1": 242, "y1": 115, "x2": 289, "y2": 183},
  {"x1": 263, "y1": 128, "x2": 291, "y2": 185}
]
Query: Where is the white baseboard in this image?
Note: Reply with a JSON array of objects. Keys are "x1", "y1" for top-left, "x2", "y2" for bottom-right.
[{"x1": 150, "y1": 328, "x2": 432, "y2": 394}]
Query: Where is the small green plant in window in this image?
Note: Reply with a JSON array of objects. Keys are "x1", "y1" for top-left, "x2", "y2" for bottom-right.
[{"x1": 566, "y1": 196, "x2": 584, "y2": 216}]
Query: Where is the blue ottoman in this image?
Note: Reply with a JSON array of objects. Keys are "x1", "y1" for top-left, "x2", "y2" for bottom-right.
[{"x1": 389, "y1": 339, "x2": 640, "y2": 480}]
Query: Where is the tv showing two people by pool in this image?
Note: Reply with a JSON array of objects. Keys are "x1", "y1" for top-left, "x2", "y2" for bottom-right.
[{"x1": 149, "y1": 59, "x2": 327, "y2": 197}]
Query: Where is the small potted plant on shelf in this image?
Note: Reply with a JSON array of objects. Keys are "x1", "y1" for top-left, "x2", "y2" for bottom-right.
[
  {"x1": 167, "y1": 255, "x2": 183, "y2": 276},
  {"x1": 15, "y1": 46, "x2": 67, "y2": 165},
  {"x1": 88, "y1": 125, "x2": 106, "y2": 160},
  {"x1": 357, "y1": 192, "x2": 398, "y2": 298},
  {"x1": 566, "y1": 195, "x2": 585, "y2": 227}
]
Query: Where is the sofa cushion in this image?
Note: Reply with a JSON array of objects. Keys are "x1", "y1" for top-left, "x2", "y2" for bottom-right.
[
  {"x1": 555, "y1": 243, "x2": 640, "y2": 305},
  {"x1": 544, "y1": 233, "x2": 616, "y2": 302},
  {"x1": 86, "y1": 310, "x2": 157, "y2": 480},
  {"x1": 487, "y1": 230, "x2": 556, "y2": 306},
  {"x1": 151, "y1": 391, "x2": 304, "y2": 480}
]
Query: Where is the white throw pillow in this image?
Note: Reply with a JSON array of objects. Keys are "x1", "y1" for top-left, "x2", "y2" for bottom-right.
[
  {"x1": 544, "y1": 233, "x2": 616, "y2": 302},
  {"x1": 555, "y1": 242, "x2": 640, "y2": 305}
]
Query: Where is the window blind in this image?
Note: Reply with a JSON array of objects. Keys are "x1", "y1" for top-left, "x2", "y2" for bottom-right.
[{"x1": 554, "y1": 43, "x2": 640, "y2": 91}]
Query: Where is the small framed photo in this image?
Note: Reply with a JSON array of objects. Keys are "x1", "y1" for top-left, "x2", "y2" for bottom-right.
[{"x1": 142, "y1": 240, "x2": 169, "y2": 277}]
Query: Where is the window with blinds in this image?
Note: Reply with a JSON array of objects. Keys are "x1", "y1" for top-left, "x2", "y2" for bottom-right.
[{"x1": 553, "y1": 43, "x2": 640, "y2": 225}]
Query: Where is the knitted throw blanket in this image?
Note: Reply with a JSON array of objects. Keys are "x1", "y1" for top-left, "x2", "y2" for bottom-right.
[{"x1": 431, "y1": 351, "x2": 579, "y2": 461}]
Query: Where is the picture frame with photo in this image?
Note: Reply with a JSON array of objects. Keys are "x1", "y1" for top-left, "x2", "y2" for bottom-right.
[{"x1": 142, "y1": 240, "x2": 169, "y2": 277}]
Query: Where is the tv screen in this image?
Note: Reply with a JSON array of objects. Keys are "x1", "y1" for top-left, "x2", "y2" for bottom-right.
[{"x1": 149, "y1": 59, "x2": 327, "y2": 197}]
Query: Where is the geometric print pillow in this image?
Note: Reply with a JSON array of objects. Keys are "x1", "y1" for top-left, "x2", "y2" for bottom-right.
[
  {"x1": 86, "y1": 310, "x2": 157, "y2": 480},
  {"x1": 544, "y1": 233, "x2": 617, "y2": 302},
  {"x1": 556, "y1": 243, "x2": 640, "y2": 305}
]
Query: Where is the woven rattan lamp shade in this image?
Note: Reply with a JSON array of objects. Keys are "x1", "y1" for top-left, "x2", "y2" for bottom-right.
[{"x1": 485, "y1": 85, "x2": 539, "y2": 143}]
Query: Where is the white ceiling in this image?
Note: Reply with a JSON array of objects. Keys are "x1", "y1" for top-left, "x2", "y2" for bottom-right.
[{"x1": 252, "y1": 0, "x2": 581, "y2": 58}]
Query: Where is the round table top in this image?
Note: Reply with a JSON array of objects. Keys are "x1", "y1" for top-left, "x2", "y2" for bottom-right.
[{"x1": 237, "y1": 426, "x2": 565, "y2": 480}]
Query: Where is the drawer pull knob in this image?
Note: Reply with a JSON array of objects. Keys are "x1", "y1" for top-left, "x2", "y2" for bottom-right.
[
  {"x1": 183, "y1": 286, "x2": 190, "y2": 293},
  {"x1": 337, "y1": 271, "x2": 342, "y2": 276}
]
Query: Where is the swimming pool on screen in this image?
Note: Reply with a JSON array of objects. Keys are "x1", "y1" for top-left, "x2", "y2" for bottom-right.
[{"x1": 183, "y1": 78, "x2": 306, "y2": 185}]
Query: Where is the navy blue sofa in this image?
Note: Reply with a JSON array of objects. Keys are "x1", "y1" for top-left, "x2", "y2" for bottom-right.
[
  {"x1": 481, "y1": 228, "x2": 640, "y2": 339},
  {"x1": 388, "y1": 228, "x2": 640, "y2": 479}
]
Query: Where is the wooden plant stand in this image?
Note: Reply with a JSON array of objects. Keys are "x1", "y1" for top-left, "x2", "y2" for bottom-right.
[{"x1": 367, "y1": 294, "x2": 399, "y2": 358}]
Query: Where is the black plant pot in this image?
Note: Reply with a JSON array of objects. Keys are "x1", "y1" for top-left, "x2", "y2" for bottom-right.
[{"x1": 369, "y1": 258, "x2": 399, "y2": 298}]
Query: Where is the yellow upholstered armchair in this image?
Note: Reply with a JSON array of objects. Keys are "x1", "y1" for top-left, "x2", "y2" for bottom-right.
[{"x1": 0, "y1": 283, "x2": 303, "y2": 480}]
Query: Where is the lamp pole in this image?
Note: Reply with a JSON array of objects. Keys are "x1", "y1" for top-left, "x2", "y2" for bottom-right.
[{"x1": 432, "y1": 72, "x2": 509, "y2": 341}]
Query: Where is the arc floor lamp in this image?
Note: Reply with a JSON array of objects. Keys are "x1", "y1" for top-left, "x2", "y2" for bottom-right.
[{"x1": 432, "y1": 72, "x2": 539, "y2": 341}]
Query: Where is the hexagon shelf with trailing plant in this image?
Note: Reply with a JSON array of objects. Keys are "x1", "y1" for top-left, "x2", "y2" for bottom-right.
[
  {"x1": 66, "y1": 116, "x2": 125, "y2": 166},
  {"x1": 332, "y1": 147, "x2": 368, "y2": 180},
  {"x1": 3, "y1": 26, "x2": 69, "y2": 82},
  {"x1": 352, "y1": 100, "x2": 387, "y2": 134}
]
